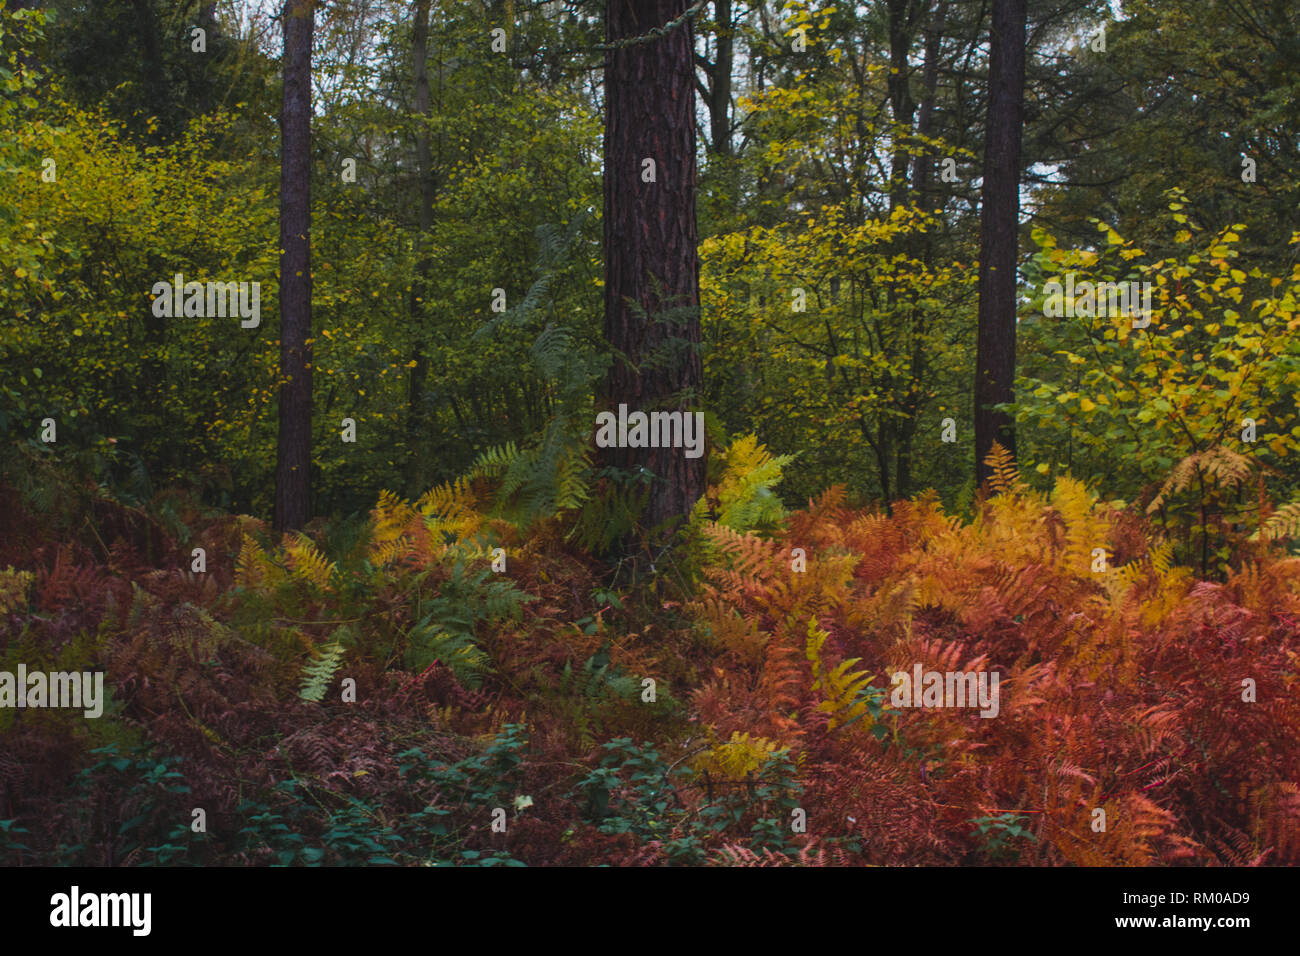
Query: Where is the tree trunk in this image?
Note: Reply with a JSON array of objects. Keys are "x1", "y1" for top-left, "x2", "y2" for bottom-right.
[
  {"x1": 129, "y1": 0, "x2": 169, "y2": 138},
  {"x1": 702, "y1": 0, "x2": 733, "y2": 156},
  {"x1": 911, "y1": 0, "x2": 947, "y2": 210},
  {"x1": 896, "y1": 0, "x2": 947, "y2": 499},
  {"x1": 601, "y1": 0, "x2": 706, "y2": 552},
  {"x1": 273, "y1": 0, "x2": 315, "y2": 533},
  {"x1": 406, "y1": 0, "x2": 436, "y2": 493},
  {"x1": 973, "y1": 0, "x2": 1026, "y2": 487},
  {"x1": 885, "y1": 0, "x2": 918, "y2": 211}
]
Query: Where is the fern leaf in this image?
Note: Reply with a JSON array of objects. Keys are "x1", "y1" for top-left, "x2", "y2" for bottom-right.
[
  {"x1": 984, "y1": 441, "x2": 1021, "y2": 496},
  {"x1": 299, "y1": 641, "x2": 344, "y2": 703},
  {"x1": 1251, "y1": 501, "x2": 1300, "y2": 542}
]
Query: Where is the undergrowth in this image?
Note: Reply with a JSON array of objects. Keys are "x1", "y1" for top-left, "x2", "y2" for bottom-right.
[{"x1": 2, "y1": 438, "x2": 1299, "y2": 866}]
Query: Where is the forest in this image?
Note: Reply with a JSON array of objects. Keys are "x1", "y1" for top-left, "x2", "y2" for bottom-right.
[{"x1": 1, "y1": 0, "x2": 1299, "y2": 869}]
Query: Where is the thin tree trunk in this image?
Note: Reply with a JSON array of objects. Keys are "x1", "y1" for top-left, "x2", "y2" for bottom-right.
[
  {"x1": 974, "y1": 0, "x2": 1025, "y2": 487},
  {"x1": 884, "y1": 0, "x2": 919, "y2": 501},
  {"x1": 273, "y1": 0, "x2": 315, "y2": 533},
  {"x1": 601, "y1": 0, "x2": 706, "y2": 553},
  {"x1": 896, "y1": 0, "x2": 947, "y2": 499},
  {"x1": 129, "y1": 0, "x2": 169, "y2": 137},
  {"x1": 406, "y1": 0, "x2": 436, "y2": 492},
  {"x1": 911, "y1": 0, "x2": 947, "y2": 209},
  {"x1": 703, "y1": 0, "x2": 733, "y2": 156}
]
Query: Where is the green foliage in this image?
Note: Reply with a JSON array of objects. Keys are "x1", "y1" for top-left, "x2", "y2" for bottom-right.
[
  {"x1": 466, "y1": 214, "x2": 607, "y2": 526},
  {"x1": 572, "y1": 737, "x2": 815, "y2": 866},
  {"x1": 298, "y1": 638, "x2": 346, "y2": 703},
  {"x1": 404, "y1": 558, "x2": 536, "y2": 684},
  {"x1": 0, "y1": 819, "x2": 32, "y2": 859},
  {"x1": 45, "y1": 742, "x2": 199, "y2": 867},
  {"x1": 969, "y1": 813, "x2": 1037, "y2": 863}
]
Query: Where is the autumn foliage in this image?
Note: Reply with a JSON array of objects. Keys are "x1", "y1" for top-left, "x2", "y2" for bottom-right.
[{"x1": 2, "y1": 438, "x2": 1299, "y2": 867}]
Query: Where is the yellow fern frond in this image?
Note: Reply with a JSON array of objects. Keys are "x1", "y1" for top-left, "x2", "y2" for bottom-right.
[
  {"x1": 0, "y1": 567, "x2": 34, "y2": 613},
  {"x1": 235, "y1": 533, "x2": 283, "y2": 590},
  {"x1": 418, "y1": 475, "x2": 485, "y2": 541},
  {"x1": 284, "y1": 533, "x2": 336, "y2": 589},
  {"x1": 1052, "y1": 475, "x2": 1109, "y2": 576},
  {"x1": 984, "y1": 441, "x2": 1022, "y2": 496},
  {"x1": 693, "y1": 731, "x2": 785, "y2": 780},
  {"x1": 368, "y1": 489, "x2": 418, "y2": 567},
  {"x1": 805, "y1": 617, "x2": 872, "y2": 730}
]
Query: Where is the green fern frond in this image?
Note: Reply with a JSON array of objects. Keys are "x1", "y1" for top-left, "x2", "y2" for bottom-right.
[
  {"x1": 405, "y1": 627, "x2": 493, "y2": 689},
  {"x1": 471, "y1": 442, "x2": 521, "y2": 480},
  {"x1": 299, "y1": 641, "x2": 345, "y2": 703},
  {"x1": 694, "y1": 434, "x2": 793, "y2": 533}
]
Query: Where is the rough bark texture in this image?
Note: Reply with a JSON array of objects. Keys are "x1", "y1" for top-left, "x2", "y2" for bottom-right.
[
  {"x1": 974, "y1": 0, "x2": 1026, "y2": 488},
  {"x1": 601, "y1": 0, "x2": 705, "y2": 549},
  {"x1": 273, "y1": 0, "x2": 314, "y2": 533}
]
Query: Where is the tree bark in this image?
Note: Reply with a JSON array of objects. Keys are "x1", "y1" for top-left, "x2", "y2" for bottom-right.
[
  {"x1": 273, "y1": 0, "x2": 315, "y2": 533},
  {"x1": 974, "y1": 0, "x2": 1026, "y2": 487},
  {"x1": 406, "y1": 0, "x2": 436, "y2": 493},
  {"x1": 896, "y1": 0, "x2": 947, "y2": 499},
  {"x1": 601, "y1": 0, "x2": 706, "y2": 551},
  {"x1": 701, "y1": 0, "x2": 733, "y2": 156}
]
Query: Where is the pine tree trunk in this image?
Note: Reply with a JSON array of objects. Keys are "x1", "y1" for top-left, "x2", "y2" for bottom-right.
[
  {"x1": 273, "y1": 0, "x2": 314, "y2": 533},
  {"x1": 601, "y1": 0, "x2": 706, "y2": 551},
  {"x1": 974, "y1": 0, "x2": 1026, "y2": 487}
]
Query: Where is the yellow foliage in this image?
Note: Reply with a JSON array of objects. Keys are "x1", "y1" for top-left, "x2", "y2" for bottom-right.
[
  {"x1": 804, "y1": 616, "x2": 872, "y2": 731},
  {"x1": 0, "y1": 566, "x2": 34, "y2": 613},
  {"x1": 694, "y1": 731, "x2": 786, "y2": 781},
  {"x1": 235, "y1": 533, "x2": 283, "y2": 590},
  {"x1": 284, "y1": 533, "x2": 337, "y2": 590}
]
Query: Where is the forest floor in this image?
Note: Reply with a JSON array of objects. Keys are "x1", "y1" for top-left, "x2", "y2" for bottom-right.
[{"x1": 2, "y1": 443, "x2": 1299, "y2": 866}]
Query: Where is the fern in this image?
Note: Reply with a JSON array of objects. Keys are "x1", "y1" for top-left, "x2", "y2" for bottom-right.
[
  {"x1": 285, "y1": 533, "x2": 337, "y2": 590},
  {"x1": 805, "y1": 617, "x2": 873, "y2": 731},
  {"x1": 698, "y1": 434, "x2": 794, "y2": 533},
  {"x1": 693, "y1": 731, "x2": 786, "y2": 781},
  {"x1": 1148, "y1": 445, "x2": 1253, "y2": 514},
  {"x1": 405, "y1": 627, "x2": 493, "y2": 689},
  {"x1": 235, "y1": 533, "x2": 284, "y2": 590},
  {"x1": 0, "y1": 567, "x2": 34, "y2": 613},
  {"x1": 1251, "y1": 500, "x2": 1300, "y2": 542},
  {"x1": 299, "y1": 640, "x2": 345, "y2": 703},
  {"x1": 464, "y1": 213, "x2": 605, "y2": 530},
  {"x1": 402, "y1": 558, "x2": 536, "y2": 686},
  {"x1": 1052, "y1": 475, "x2": 1106, "y2": 576},
  {"x1": 984, "y1": 441, "x2": 1022, "y2": 496}
]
